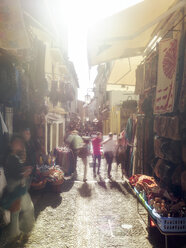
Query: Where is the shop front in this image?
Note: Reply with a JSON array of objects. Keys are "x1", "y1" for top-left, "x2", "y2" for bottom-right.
[{"x1": 87, "y1": 1, "x2": 186, "y2": 246}]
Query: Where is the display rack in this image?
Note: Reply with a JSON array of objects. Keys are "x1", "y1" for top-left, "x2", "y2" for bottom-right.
[{"x1": 128, "y1": 182, "x2": 186, "y2": 248}]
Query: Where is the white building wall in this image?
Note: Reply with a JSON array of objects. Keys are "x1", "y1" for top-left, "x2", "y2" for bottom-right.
[{"x1": 109, "y1": 91, "x2": 139, "y2": 108}]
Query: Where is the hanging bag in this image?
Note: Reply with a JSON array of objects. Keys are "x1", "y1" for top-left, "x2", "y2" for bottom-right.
[{"x1": 122, "y1": 96, "x2": 137, "y2": 111}]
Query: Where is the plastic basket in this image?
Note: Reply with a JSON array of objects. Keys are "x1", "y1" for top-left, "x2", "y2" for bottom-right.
[{"x1": 156, "y1": 216, "x2": 186, "y2": 232}]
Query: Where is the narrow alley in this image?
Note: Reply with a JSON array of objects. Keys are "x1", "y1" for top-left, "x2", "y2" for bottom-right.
[{"x1": 0, "y1": 1, "x2": 186, "y2": 248}]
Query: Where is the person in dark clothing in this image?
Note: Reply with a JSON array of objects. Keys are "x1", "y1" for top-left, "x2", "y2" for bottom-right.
[
  {"x1": 66, "y1": 130, "x2": 84, "y2": 176},
  {"x1": 21, "y1": 128, "x2": 37, "y2": 187},
  {"x1": 81, "y1": 136, "x2": 91, "y2": 182},
  {"x1": 1, "y1": 136, "x2": 35, "y2": 242},
  {"x1": 115, "y1": 137, "x2": 127, "y2": 179},
  {"x1": 21, "y1": 128, "x2": 37, "y2": 167},
  {"x1": 102, "y1": 133, "x2": 116, "y2": 179}
]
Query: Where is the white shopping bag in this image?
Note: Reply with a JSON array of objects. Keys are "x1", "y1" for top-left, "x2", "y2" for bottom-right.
[{"x1": 0, "y1": 167, "x2": 7, "y2": 198}]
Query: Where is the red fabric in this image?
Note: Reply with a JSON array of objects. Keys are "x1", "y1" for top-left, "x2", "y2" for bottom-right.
[
  {"x1": 92, "y1": 138, "x2": 101, "y2": 155},
  {"x1": 129, "y1": 174, "x2": 142, "y2": 186},
  {"x1": 129, "y1": 174, "x2": 161, "y2": 196},
  {"x1": 120, "y1": 130, "x2": 128, "y2": 147}
]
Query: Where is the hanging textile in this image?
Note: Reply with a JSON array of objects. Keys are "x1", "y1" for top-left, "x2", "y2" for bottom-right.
[
  {"x1": 5, "y1": 107, "x2": 13, "y2": 136},
  {"x1": 135, "y1": 64, "x2": 144, "y2": 94},
  {"x1": 154, "y1": 38, "x2": 179, "y2": 114},
  {"x1": 144, "y1": 57, "x2": 151, "y2": 91},
  {"x1": 0, "y1": 112, "x2": 8, "y2": 134},
  {"x1": 0, "y1": 55, "x2": 16, "y2": 105},
  {"x1": 140, "y1": 90, "x2": 155, "y2": 117},
  {"x1": 179, "y1": 33, "x2": 186, "y2": 113},
  {"x1": 154, "y1": 115, "x2": 181, "y2": 140},
  {"x1": 125, "y1": 117, "x2": 137, "y2": 177},
  {"x1": 0, "y1": 112, "x2": 9, "y2": 165},
  {"x1": 125, "y1": 117, "x2": 133, "y2": 143},
  {"x1": 154, "y1": 136, "x2": 181, "y2": 164},
  {"x1": 150, "y1": 52, "x2": 158, "y2": 88},
  {"x1": 0, "y1": 167, "x2": 7, "y2": 198},
  {"x1": 133, "y1": 116, "x2": 145, "y2": 174},
  {"x1": 12, "y1": 69, "x2": 22, "y2": 109},
  {"x1": 144, "y1": 52, "x2": 158, "y2": 91}
]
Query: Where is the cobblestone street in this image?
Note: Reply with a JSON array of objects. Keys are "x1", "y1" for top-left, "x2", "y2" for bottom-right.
[{"x1": 3, "y1": 158, "x2": 186, "y2": 248}]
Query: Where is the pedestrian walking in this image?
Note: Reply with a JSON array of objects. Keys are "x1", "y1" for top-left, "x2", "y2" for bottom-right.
[
  {"x1": 102, "y1": 132, "x2": 116, "y2": 178},
  {"x1": 91, "y1": 132, "x2": 102, "y2": 177},
  {"x1": 80, "y1": 136, "x2": 91, "y2": 182},
  {"x1": 115, "y1": 137, "x2": 127, "y2": 179},
  {"x1": 66, "y1": 129, "x2": 84, "y2": 176}
]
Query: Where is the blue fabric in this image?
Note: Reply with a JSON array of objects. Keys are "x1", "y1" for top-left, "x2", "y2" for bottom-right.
[
  {"x1": 93, "y1": 154, "x2": 101, "y2": 174},
  {"x1": 125, "y1": 118, "x2": 133, "y2": 143},
  {"x1": 0, "y1": 185, "x2": 27, "y2": 210}
]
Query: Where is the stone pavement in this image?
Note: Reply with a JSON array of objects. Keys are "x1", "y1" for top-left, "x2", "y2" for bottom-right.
[{"x1": 2, "y1": 157, "x2": 186, "y2": 248}]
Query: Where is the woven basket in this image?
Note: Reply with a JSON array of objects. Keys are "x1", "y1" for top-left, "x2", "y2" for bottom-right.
[
  {"x1": 51, "y1": 178, "x2": 64, "y2": 186},
  {"x1": 50, "y1": 178, "x2": 64, "y2": 193}
]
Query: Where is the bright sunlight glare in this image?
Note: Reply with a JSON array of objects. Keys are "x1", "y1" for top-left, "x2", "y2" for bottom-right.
[{"x1": 54, "y1": 0, "x2": 143, "y2": 100}]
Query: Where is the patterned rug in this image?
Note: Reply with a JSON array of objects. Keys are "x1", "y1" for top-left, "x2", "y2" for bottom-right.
[{"x1": 154, "y1": 38, "x2": 179, "y2": 114}]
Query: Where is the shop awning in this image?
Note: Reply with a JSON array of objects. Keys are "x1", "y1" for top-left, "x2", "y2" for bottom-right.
[
  {"x1": 87, "y1": 0, "x2": 185, "y2": 66},
  {"x1": 107, "y1": 56, "x2": 143, "y2": 86}
]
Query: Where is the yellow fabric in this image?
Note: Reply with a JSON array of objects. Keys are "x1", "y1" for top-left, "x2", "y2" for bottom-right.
[
  {"x1": 87, "y1": 0, "x2": 183, "y2": 66},
  {"x1": 107, "y1": 56, "x2": 143, "y2": 86}
]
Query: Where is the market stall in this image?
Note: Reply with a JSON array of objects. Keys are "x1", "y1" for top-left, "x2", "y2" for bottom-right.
[
  {"x1": 119, "y1": 5, "x2": 186, "y2": 246},
  {"x1": 128, "y1": 174, "x2": 186, "y2": 248},
  {"x1": 54, "y1": 146, "x2": 75, "y2": 177},
  {"x1": 31, "y1": 164, "x2": 64, "y2": 193}
]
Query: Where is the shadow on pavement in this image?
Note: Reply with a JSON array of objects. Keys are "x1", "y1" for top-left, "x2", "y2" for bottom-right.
[
  {"x1": 109, "y1": 179, "x2": 127, "y2": 195},
  {"x1": 61, "y1": 180, "x2": 75, "y2": 192},
  {"x1": 77, "y1": 182, "x2": 92, "y2": 198},
  {"x1": 97, "y1": 175, "x2": 107, "y2": 189},
  {"x1": 32, "y1": 191, "x2": 62, "y2": 219},
  {"x1": 30, "y1": 179, "x2": 74, "y2": 219},
  {"x1": 121, "y1": 180, "x2": 135, "y2": 195}
]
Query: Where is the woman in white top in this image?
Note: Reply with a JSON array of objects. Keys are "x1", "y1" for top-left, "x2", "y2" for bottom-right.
[{"x1": 102, "y1": 133, "x2": 116, "y2": 178}]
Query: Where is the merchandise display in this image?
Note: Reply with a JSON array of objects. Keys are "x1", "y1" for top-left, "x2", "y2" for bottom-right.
[
  {"x1": 129, "y1": 174, "x2": 186, "y2": 232},
  {"x1": 31, "y1": 165, "x2": 64, "y2": 191}
]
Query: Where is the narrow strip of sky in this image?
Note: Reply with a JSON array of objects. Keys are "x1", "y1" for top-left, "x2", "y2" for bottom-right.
[{"x1": 56, "y1": 0, "x2": 143, "y2": 100}]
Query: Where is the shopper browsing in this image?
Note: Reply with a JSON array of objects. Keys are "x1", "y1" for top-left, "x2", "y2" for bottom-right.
[{"x1": 102, "y1": 132, "x2": 116, "y2": 179}]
